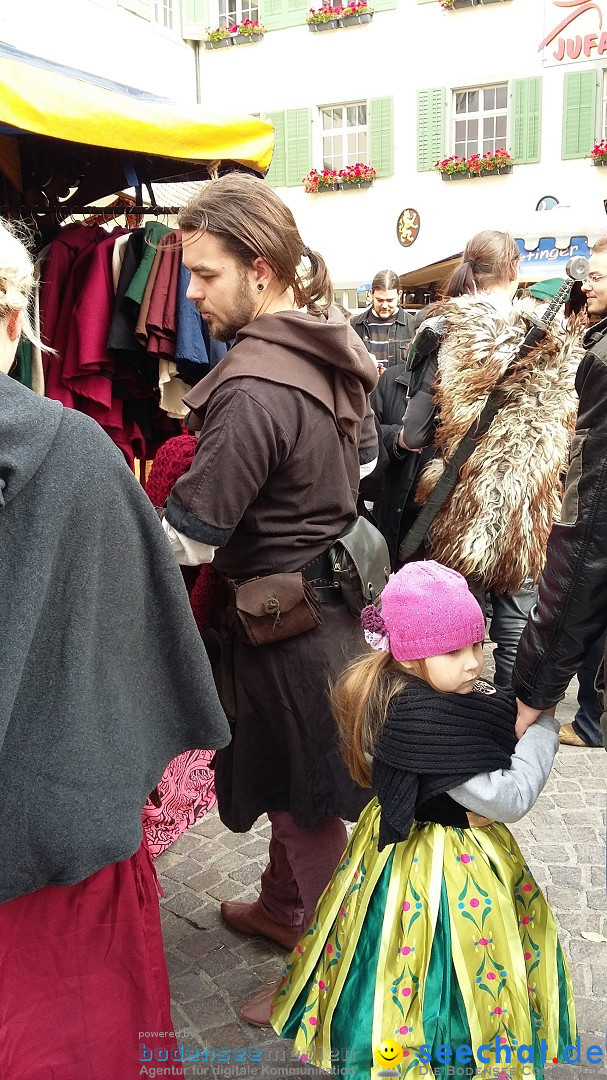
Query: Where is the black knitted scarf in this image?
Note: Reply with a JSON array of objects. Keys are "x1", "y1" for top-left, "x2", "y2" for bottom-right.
[{"x1": 372, "y1": 677, "x2": 516, "y2": 849}]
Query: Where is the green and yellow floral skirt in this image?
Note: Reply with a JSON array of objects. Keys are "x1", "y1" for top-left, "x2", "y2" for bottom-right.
[{"x1": 271, "y1": 798, "x2": 575, "y2": 1080}]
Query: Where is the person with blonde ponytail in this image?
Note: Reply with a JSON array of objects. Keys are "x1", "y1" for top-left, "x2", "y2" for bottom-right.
[
  {"x1": 0, "y1": 219, "x2": 229, "y2": 1079},
  {"x1": 268, "y1": 562, "x2": 576, "y2": 1074}
]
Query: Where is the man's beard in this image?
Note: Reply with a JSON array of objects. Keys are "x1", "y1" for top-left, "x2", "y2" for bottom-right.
[{"x1": 202, "y1": 270, "x2": 257, "y2": 342}]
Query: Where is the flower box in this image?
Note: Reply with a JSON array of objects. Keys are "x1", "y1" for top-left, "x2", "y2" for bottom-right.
[
  {"x1": 591, "y1": 140, "x2": 607, "y2": 165},
  {"x1": 233, "y1": 31, "x2": 264, "y2": 41},
  {"x1": 309, "y1": 18, "x2": 339, "y2": 28},
  {"x1": 341, "y1": 9, "x2": 373, "y2": 23},
  {"x1": 435, "y1": 149, "x2": 514, "y2": 179},
  {"x1": 204, "y1": 36, "x2": 233, "y2": 47},
  {"x1": 592, "y1": 159, "x2": 607, "y2": 166},
  {"x1": 340, "y1": 178, "x2": 373, "y2": 188}
]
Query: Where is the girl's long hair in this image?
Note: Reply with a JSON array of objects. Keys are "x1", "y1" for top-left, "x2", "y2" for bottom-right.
[
  {"x1": 441, "y1": 229, "x2": 519, "y2": 298},
  {"x1": 331, "y1": 651, "x2": 427, "y2": 788}
]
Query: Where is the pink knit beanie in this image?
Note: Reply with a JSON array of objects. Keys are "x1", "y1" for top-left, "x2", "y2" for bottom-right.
[{"x1": 361, "y1": 560, "x2": 485, "y2": 661}]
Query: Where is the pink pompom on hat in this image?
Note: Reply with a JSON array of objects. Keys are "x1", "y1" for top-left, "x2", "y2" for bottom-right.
[{"x1": 360, "y1": 560, "x2": 485, "y2": 661}]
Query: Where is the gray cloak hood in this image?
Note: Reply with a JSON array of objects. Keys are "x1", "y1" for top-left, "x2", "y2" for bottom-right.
[{"x1": 0, "y1": 375, "x2": 229, "y2": 903}]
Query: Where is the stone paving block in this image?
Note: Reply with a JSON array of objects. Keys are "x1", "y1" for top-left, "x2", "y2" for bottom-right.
[
  {"x1": 238, "y1": 838, "x2": 270, "y2": 859},
  {"x1": 183, "y1": 992, "x2": 245, "y2": 1035},
  {"x1": 214, "y1": 967, "x2": 267, "y2": 1002},
  {"x1": 162, "y1": 856, "x2": 210, "y2": 882},
  {"x1": 571, "y1": 996, "x2": 607, "y2": 1035},
  {"x1": 171, "y1": 971, "x2": 208, "y2": 1005},
  {"x1": 199, "y1": 945, "x2": 243, "y2": 978},
  {"x1": 162, "y1": 887, "x2": 206, "y2": 918},
  {"x1": 590, "y1": 864, "x2": 606, "y2": 887},
  {"x1": 179, "y1": 927, "x2": 235, "y2": 960},
  {"x1": 161, "y1": 909, "x2": 199, "y2": 946},
  {"x1": 187, "y1": 867, "x2": 226, "y2": 894},
  {"x1": 234, "y1": 937, "x2": 283, "y2": 965},
  {"x1": 157, "y1": 849, "x2": 189, "y2": 871},
  {"x1": 548, "y1": 865, "x2": 583, "y2": 889},
  {"x1": 185, "y1": 903, "x2": 224, "y2": 930},
  {"x1": 544, "y1": 886, "x2": 586, "y2": 911},
  {"x1": 229, "y1": 862, "x2": 265, "y2": 886},
  {"x1": 207, "y1": 878, "x2": 251, "y2": 902},
  {"x1": 585, "y1": 889, "x2": 607, "y2": 910},
  {"x1": 166, "y1": 948, "x2": 197, "y2": 981},
  {"x1": 193, "y1": 817, "x2": 231, "y2": 838}
]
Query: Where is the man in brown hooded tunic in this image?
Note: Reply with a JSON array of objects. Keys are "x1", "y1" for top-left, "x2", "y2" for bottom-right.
[{"x1": 161, "y1": 174, "x2": 378, "y2": 1023}]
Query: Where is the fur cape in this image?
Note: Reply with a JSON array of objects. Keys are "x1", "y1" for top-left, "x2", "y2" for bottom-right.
[{"x1": 415, "y1": 295, "x2": 583, "y2": 594}]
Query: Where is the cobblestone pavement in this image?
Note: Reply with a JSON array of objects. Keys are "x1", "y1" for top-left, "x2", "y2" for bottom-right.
[{"x1": 156, "y1": 670, "x2": 607, "y2": 1080}]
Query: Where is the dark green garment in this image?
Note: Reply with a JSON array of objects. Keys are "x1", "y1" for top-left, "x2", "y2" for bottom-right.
[
  {"x1": 124, "y1": 220, "x2": 172, "y2": 305},
  {"x1": 11, "y1": 339, "x2": 33, "y2": 389}
]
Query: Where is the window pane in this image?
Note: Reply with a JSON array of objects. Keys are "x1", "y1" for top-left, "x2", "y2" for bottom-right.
[
  {"x1": 358, "y1": 131, "x2": 367, "y2": 157},
  {"x1": 454, "y1": 140, "x2": 465, "y2": 158},
  {"x1": 484, "y1": 87, "x2": 495, "y2": 111},
  {"x1": 455, "y1": 92, "x2": 467, "y2": 114},
  {"x1": 455, "y1": 120, "x2": 466, "y2": 142},
  {"x1": 347, "y1": 105, "x2": 358, "y2": 127},
  {"x1": 468, "y1": 91, "x2": 479, "y2": 112},
  {"x1": 496, "y1": 85, "x2": 508, "y2": 110},
  {"x1": 322, "y1": 108, "x2": 333, "y2": 130},
  {"x1": 483, "y1": 117, "x2": 494, "y2": 138},
  {"x1": 358, "y1": 104, "x2": 367, "y2": 126},
  {"x1": 496, "y1": 115, "x2": 507, "y2": 139},
  {"x1": 468, "y1": 119, "x2": 478, "y2": 139}
]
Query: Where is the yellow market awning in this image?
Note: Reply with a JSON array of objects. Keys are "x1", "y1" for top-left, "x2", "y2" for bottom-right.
[{"x1": 0, "y1": 42, "x2": 274, "y2": 209}]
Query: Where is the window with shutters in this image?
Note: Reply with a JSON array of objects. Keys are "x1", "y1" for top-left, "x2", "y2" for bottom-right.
[
  {"x1": 453, "y1": 84, "x2": 508, "y2": 160},
  {"x1": 217, "y1": 0, "x2": 258, "y2": 25},
  {"x1": 601, "y1": 70, "x2": 607, "y2": 138},
  {"x1": 321, "y1": 103, "x2": 368, "y2": 171},
  {"x1": 153, "y1": 0, "x2": 176, "y2": 27}
]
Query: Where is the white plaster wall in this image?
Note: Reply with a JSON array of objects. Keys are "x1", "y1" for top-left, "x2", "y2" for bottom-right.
[
  {"x1": 0, "y1": 0, "x2": 196, "y2": 100},
  {"x1": 199, "y1": 0, "x2": 607, "y2": 286}
]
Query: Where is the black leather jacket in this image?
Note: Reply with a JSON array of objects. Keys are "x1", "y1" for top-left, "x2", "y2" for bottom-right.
[
  {"x1": 351, "y1": 306, "x2": 414, "y2": 367},
  {"x1": 513, "y1": 316, "x2": 607, "y2": 708}
]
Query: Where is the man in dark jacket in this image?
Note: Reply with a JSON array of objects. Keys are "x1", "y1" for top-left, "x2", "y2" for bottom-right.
[
  {"x1": 513, "y1": 237, "x2": 607, "y2": 747},
  {"x1": 162, "y1": 174, "x2": 378, "y2": 1026},
  {"x1": 351, "y1": 269, "x2": 414, "y2": 370}
]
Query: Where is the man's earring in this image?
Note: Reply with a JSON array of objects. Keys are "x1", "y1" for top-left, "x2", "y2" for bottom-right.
[{"x1": 257, "y1": 283, "x2": 265, "y2": 292}]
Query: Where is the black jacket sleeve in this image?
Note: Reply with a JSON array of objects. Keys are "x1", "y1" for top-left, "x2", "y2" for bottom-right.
[{"x1": 513, "y1": 348, "x2": 607, "y2": 708}]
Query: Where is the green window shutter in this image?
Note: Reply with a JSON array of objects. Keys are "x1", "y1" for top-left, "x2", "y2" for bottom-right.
[
  {"x1": 369, "y1": 96, "x2": 393, "y2": 178},
  {"x1": 372, "y1": 0, "x2": 396, "y2": 10},
  {"x1": 264, "y1": 112, "x2": 287, "y2": 186},
  {"x1": 512, "y1": 77, "x2": 542, "y2": 164},
  {"x1": 562, "y1": 70, "x2": 597, "y2": 160},
  {"x1": 261, "y1": 0, "x2": 307, "y2": 30},
  {"x1": 117, "y1": 0, "x2": 151, "y2": 18},
  {"x1": 417, "y1": 87, "x2": 445, "y2": 172},
  {"x1": 285, "y1": 108, "x2": 312, "y2": 186},
  {"x1": 181, "y1": 0, "x2": 207, "y2": 38}
]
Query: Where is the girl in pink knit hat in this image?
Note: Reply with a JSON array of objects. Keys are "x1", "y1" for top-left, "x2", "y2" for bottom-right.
[{"x1": 269, "y1": 561, "x2": 575, "y2": 1078}]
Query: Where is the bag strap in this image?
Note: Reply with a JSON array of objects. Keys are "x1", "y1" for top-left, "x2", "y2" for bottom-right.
[{"x1": 398, "y1": 386, "x2": 506, "y2": 563}]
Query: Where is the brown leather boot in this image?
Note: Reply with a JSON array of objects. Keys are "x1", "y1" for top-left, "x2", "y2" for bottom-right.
[{"x1": 220, "y1": 899, "x2": 304, "y2": 951}]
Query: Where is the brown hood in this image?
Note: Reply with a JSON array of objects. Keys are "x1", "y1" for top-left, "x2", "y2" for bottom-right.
[{"x1": 183, "y1": 306, "x2": 378, "y2": 442}]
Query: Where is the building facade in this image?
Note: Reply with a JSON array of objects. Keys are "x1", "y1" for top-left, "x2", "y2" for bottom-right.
[
  {"x1": 4, "y1": 0, "x2": 607, "y2": 301},
  {"x1": 182, "y1": 0, "x2": 607, "y2": 302}
]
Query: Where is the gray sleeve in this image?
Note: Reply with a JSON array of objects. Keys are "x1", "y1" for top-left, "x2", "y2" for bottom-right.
[
  {"x1": 448, "y1": 714, "x2": 560, "y2": 822},
  {"x1": 400, "y1": 390, "x2": 437, "y2": 450}
]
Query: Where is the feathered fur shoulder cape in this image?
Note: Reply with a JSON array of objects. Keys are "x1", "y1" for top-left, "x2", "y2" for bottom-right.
[{"x1": 416, "y1": 296, "x2": 584, "y2": 593}]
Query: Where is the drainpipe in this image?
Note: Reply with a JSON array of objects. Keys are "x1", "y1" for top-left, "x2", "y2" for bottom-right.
[{"x1": 193, "y1": 40, "x2": 201, "y2": 104}]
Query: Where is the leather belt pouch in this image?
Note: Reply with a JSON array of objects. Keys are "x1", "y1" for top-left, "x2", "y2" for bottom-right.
[{"x1": 232, "y1": 572, "x2": 322, "y2": 646}]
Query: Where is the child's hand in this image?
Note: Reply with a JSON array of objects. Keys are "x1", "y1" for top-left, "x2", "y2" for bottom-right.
[{"x1": 515, "y1": 699, "x2": 542, "y2": 740}]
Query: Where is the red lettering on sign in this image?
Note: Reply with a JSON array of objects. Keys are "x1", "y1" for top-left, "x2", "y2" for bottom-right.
[
  {"x1": 553, "y1": 36, "x2": 566, "y2": 58},
  {"x1": 599, "y1": 28, "x2": 607, "y2": 50},
  {"x1": 584, "y1": 30, "x2": 599, "y2": 51},
  {"x1": 539, "y1": 1, "x2": 602, "y2": 53},
  {"x1": 567, "y1": 33, "x2": 583, "y2": 55}
]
